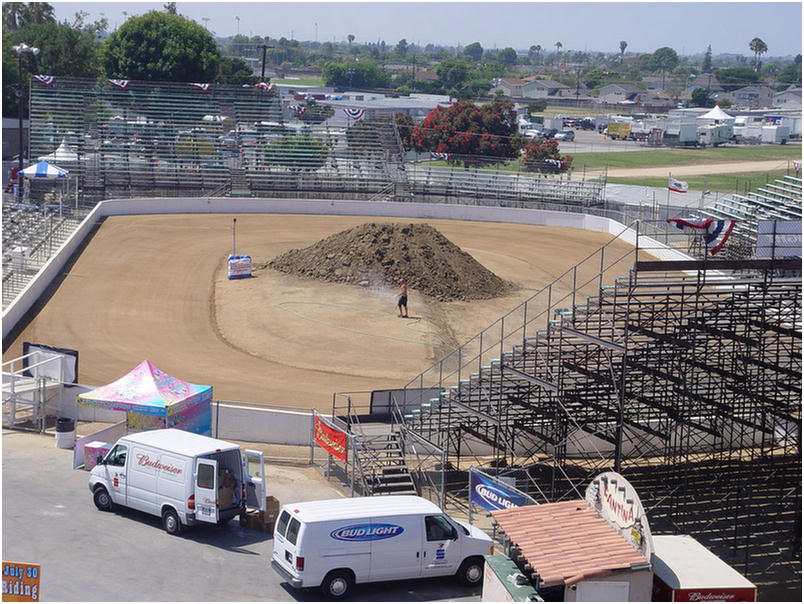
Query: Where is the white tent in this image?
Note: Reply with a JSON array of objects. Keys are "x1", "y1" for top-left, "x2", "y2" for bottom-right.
[
  {"x1": 698, "y1": 106, "x2": 734, "y2": 124},
  {"x1": 38, "y1": 139, "x2": 79, "y2": 163}
]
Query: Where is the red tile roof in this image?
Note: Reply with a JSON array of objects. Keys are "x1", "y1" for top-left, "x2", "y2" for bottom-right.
[{"x1": 491, "y1": 499, "x2": 649, "y2": 588}]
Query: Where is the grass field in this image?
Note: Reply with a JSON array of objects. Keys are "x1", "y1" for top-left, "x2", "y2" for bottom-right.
[
  {"x1": 606, "y1": 170, "x2": 793, "y2": 194},
  {"x1": 570, "y1": 145, "x2": 802, "y2": 170}
]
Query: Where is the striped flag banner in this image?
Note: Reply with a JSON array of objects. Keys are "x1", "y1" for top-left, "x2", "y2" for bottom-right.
[
  {"x1": 34, "y1": 75, "x2": 54, "y2": 85},
  {"x1": 189, "y1": 82, "x2": 211, "y2": 91},
  {"x1": 344, "y1": 107, "x2": 365, "y2": 120},
  {"x1": 667, "y1": 218, "x2": 736, "y2": 255},
  {"x1": 108, "y1": 79, "x2": 130, "y2": 89},
  {"x1": 254, "y1": 82, "x2": 275, "y2": 91}
]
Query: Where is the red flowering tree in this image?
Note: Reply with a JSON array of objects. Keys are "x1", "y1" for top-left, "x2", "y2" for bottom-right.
[
  {"x1": 521, "y1": 138, "x2": 573, "y2": 173},
  {"x1": 411, "y1": 97, "x2": 520, "y2": 166}
]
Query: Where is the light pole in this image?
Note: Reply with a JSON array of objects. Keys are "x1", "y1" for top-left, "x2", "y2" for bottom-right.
[
  {"x1": 235, "y1": 16, "x2": 240, "y2": 36},
  {"x1": 202, "y1": 17, "x2": 209, "y2": 30},
  {"x1": 12, "y1": 42, "x2": 39, "y2": 201}
]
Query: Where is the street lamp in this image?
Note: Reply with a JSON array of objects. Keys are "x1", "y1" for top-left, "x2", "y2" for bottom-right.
[
  {"x1": 12, "y1": 42, "x2": 39, "y2": 201},
  {"x1": 259, "y1": 43, "x2": 275, "y2": 81}
]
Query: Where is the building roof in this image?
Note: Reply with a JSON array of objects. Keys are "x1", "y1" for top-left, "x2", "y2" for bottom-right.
[
  {"x1": 491, "y1": 500, "x2": 650, "y2": 588},
  {"x1": 500, "y1": 78, "x2": 529, "y2": 86}
]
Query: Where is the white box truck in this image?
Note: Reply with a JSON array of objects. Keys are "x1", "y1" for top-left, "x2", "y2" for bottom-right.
[
  {"x1": 270, "y1": 495, "x2": 494, "y2": 599},
  {"x1": 88, "y1": 428, "x2": 266, "y2": 534}
]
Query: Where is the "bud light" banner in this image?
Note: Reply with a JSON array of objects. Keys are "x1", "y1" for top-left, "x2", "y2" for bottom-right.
[{"x1": 469, "y1": 469, "x2": 534, "y2": 511}]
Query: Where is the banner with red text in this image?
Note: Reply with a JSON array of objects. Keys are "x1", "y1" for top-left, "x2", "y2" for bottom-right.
[{"x1": 314, "y1": 413, "x2": 348, "y2": 461}]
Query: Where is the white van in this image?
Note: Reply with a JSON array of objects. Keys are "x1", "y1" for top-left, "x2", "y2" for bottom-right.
[
  {"x1": 88, "y1": 428, "x2": 266, "y2": 534},
  {"x1": 270, "y1": 495, "x2": 494, "y2": 599}
]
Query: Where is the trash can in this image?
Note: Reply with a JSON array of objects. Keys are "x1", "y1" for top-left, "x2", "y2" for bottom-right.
[{"x1": 55, "y1": 417, "x2": 76, "y2": 449}]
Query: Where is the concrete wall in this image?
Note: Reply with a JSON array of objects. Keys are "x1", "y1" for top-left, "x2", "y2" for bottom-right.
[{"x1": 3, "y1": 195, "x2": 691, "y2": 340}]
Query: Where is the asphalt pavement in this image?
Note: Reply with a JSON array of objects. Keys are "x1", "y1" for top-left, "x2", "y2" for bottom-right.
[{"x1": 1, "y1": 428, "x2": 482, "y2": 602}]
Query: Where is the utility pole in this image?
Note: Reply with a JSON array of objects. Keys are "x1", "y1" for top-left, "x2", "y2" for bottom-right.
[{"x1": 260, "y1": 44, "x2": 274, "y2": 81}]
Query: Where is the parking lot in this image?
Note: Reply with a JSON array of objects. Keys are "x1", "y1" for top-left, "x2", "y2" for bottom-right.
[{"x1": 2, "y1": 428, "x2": 482, "y2": 602}]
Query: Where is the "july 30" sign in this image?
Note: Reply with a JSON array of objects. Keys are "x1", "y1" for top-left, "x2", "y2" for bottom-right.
[{"x1": 3, "y1": 561, "x2": 40, "y2": 601}]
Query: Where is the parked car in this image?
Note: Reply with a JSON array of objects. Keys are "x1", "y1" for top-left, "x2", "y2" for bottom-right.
[
  {"x1": 578, "y1": 118, "x2": 596, "y2": 130},
  {"x1": 555, "y1": 130, "x2": 575, "y2": 142},
  {"x1": 523, "y1": 128, "x2": 544, "y2": 139},
  {"x1": 540, "y1": 128, "x2": 558, "y2": 139}
]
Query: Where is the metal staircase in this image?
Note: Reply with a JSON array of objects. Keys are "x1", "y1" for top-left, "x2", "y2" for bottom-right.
[{"x1": 355, "y1": 431, "x2": 417, "y2": 496}]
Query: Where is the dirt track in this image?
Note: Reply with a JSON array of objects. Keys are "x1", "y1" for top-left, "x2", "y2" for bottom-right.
[
  {"x1": 607, "y1": 159, "x2": 793, "y2": 178},
  {"x1": 5, "y1": 214, "x2": 637, "y2": 412}
]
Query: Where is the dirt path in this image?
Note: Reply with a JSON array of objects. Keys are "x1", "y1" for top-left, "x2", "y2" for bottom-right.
[
  {"x1": 607, "y1": 159, "x2": 794, "y2": 178},
  {"x1": 5, "y1": 214, "x2": 637, "y2": 412}
]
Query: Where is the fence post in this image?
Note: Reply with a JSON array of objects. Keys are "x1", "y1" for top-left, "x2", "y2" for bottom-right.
[{"x1": 308, "y1": 410, "x2": 315, "y2": 465}]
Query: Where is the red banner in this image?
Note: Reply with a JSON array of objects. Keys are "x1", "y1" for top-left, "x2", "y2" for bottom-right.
[{"x1": 314, "y1": 414, "x2": 347, "y2": 461}]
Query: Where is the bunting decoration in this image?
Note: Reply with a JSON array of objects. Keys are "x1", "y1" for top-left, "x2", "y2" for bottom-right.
[
  {"x1": 667, "y1": 218, "x2": 736, "y2": 255},
  {"x1": 254, "y1": 82, "x2": 275, "y2": 91},
  {"x1": 290, "y1": 105, "x2": 307, "y2": 115},
  {"x1": 108, "y1": 79, "x2": 130, "y2": 89},
  {"x1": 189, "y1": 82, "x2": 211, "y2": 91},
  {"x1": 430, "y1": 152, "x2": 451, "y2": 161},
  {"x1": 34, "y1": 75, "x2": 55, "y2": 86},
  {"x1": 343, "y1": 107, "x2": 365, "y2": 120}
]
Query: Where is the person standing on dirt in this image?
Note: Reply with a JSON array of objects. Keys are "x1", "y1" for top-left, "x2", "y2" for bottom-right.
[{"x1": 397, "y1": 278, "x2": 408, "y2": 318}]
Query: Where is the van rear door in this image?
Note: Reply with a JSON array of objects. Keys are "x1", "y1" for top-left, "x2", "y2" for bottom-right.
[
  {"x1": 194, "y1": 458, "x2": 219, "y2": 523},
  {"x1": 244, "y1": 449, "x2": 266, "y2": 511}
]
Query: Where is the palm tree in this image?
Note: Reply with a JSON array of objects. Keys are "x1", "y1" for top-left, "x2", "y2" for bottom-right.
[
  {"x1": 619, "y1": 40, "x2": 628, "y2": 62},
  {"x1": 347, "y1": 34, "x2": 355, "y2": 47},
  {"x1": 749, "y1": 37, "x2": 768, "y2": 73},
  {"x1": 2, "y1": 2, "x2": 25, "y2": 31},
  {"x1": 555, "y1": 41, "x2": 562, "y2": 68}
]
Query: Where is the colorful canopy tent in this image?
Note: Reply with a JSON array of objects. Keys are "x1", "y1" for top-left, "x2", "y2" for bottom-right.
[
  {"x1": 20, "y1": 160, "x2": 69, "y2": 180},
  {"x1": 76, "y1": 360, "x2": 211, "y2": 435}
]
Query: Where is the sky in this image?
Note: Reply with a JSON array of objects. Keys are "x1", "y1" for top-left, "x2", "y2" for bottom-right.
[{"x1": 50, "y1": 0, "x2": 803, "y2": 57}]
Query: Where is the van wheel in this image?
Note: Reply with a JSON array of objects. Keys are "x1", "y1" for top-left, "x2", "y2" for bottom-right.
[
  {"x1": 321, "y1": 570, "x2": 353, "y2": 599},
  {"x1": 93, "y1": 486, "x2": 113, "y2": 512},
  {"x1": 162, "y1": 508, "x2": 182, "y2": 535},
  {"x1": 457, "y1": 557, "x2": 484, "y2": 586}
]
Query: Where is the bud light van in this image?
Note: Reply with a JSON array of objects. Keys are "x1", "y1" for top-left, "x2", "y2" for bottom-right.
[
  {"x1": 270, "y1": 495, "x2": 494, "y2": 599},
  {"x1": 88, "y1": 428, "x2": 266, "y2": 534}
]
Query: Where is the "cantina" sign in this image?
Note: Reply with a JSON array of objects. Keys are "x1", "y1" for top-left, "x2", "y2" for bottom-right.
[{"x1": 314, "y1": 413, "x2": 348, "y2": 462}]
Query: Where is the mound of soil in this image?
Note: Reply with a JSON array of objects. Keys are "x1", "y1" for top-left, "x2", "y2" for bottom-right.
[{"x1": 266, "y1": 222, "x2": 514, "y2": 301}]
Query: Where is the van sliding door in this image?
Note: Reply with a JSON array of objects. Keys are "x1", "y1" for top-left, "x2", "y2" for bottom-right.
[{"x1": 194, "y1": 458, "x2": 219, "y2": 523}]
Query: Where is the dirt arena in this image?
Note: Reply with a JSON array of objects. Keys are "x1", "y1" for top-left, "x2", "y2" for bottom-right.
[{"x1": 5, "y1": 213, "x2": 637, "y2": 412}]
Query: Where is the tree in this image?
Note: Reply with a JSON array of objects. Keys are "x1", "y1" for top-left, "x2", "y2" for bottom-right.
[
  {"x1": 2, "y1": 3, "x2": 25, "y2": 31},
  {"x1": 410, "y1": 97, "x2": 520, "y2": 166},
  {"x1": 216, "y1": 57, "x2": 258, "y2": 85},
  {"x1": 498, "y1": 47, "x2": 517, "y2": 67},
  {"x1": 163, "y1": 2, "x2": 177, "y2": 14},
  {"x1": 716, "y1": 98, "x2": 732, "y2": 109},
  {"x1": 690, "y1": 87, "x2": 714, "y2": 108},
  {"x1": 715, "y1": 67, "x2": 759, "y2": 91},
  {"x1": 522, "y1": 138, "x2": 572, "y2": 174},
  {"x1": 702, "y1": 44, "x2": 712, "y2": 73},
  {"x1": 749, "y1": 37, "x2": 767, "y2": 73},
  {"x1": 395, "y1": 38, "x2": 408, "y2": 58},
  {"x1": 3, "y1": 15, "x2": 104, "y2": 117},
  {"x1": 650, "y1": 46, "x2": 679, "y2": 88},
  {"x1": 102, "y1": 11, "x2": 219, "y2": 81},
  {"x1": 435, "y1": 57, "x2": 470, "y2": 90},
  {"x1": 264, "y1": 134, "x2": 328, "y2": 172},
  {"x1": 347, "y1": 34, "x2": 355, "y2": 47},
  {"x1": 321, "y1": 60, "x2": 389, "y2": 88},
  {"x1": 464, "y1": 41, "x2": 483, "y2": 62},
  {"x1": 619, "y1": 40, "x2": 627, "y2": 62},
  {"x1": 778, "y1": 54, "x2": 802, "y2": 87}
]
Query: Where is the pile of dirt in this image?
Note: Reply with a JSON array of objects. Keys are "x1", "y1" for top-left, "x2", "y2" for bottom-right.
[{"x1": 266, "y1": 222, "x2": 515, "y2": 301}]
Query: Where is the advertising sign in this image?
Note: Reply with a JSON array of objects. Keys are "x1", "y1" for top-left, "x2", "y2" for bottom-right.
[
  {"x1": 585, "y1": 471, "x2": 653, "y2": 559},
  {"x1": 2, "y1": 561, "x2": 40, "y2": 601},
  {"x1": 313, "y1": 413, "x2": 348, "y2": 462},
  {"x1": 469, "y1": 469, "x2": 534, "y2": 512},
  {"x1": 227, "y1": 254, "x2": 252, "y2": 279}
]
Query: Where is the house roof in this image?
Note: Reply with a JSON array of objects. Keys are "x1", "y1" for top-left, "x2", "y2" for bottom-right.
[
  {"x1": 491, "y1": 500, "x2": 650, "y2": 588},
  {"x1": 501, "y1": 78, "x2": 529, "y2": 86},
  {"x1": 600, "y1": 83, "x2": 641, "y2": 94},
  {"x1": 528, "y1": 78, "x2": 569, "y2": 89}
]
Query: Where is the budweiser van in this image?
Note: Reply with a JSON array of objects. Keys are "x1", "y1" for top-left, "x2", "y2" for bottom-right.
[
  {"x1": 270, "y1": 495, "x2": 494, "y2": 599},
  {"x1": 88, "y1": 428, "x2": 265, "y2": 534}
]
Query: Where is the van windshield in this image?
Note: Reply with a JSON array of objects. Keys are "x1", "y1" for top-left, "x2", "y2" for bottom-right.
[{"x1": 276, "y1": 510, "x2": 290, "y2": 537}]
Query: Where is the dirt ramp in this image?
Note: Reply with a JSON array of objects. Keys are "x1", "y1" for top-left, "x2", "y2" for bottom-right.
[{"x1": 267, "y1": 222, "x2": 515, "y2": 301}]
